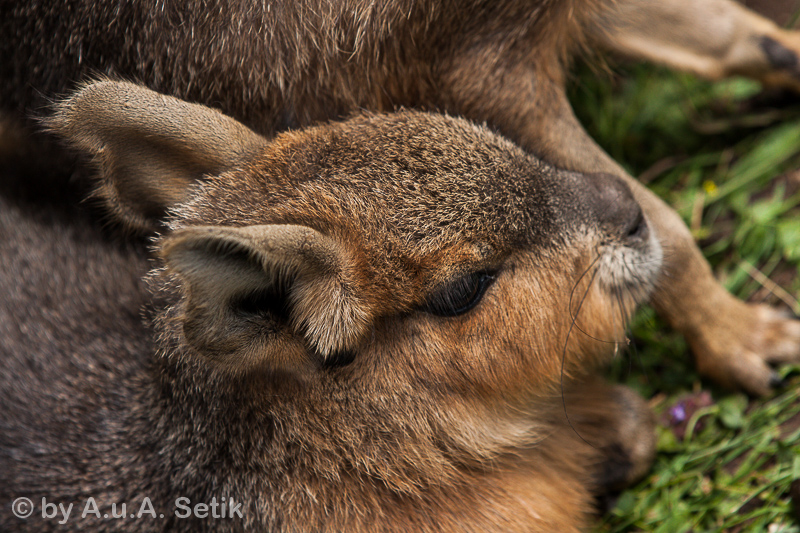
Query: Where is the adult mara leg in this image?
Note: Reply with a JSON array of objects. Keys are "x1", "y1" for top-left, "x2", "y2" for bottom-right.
[{"x1": 590, "y1": 0, "x2": 800, "y2": 92}]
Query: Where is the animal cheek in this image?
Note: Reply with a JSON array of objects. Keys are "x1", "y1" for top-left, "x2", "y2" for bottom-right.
[
  {"x1": 521, "y1": 251, "x2": 633, "y2": 374},
  {"x1": 445, "y1": 286, "x2": 572, "y2": 395}
]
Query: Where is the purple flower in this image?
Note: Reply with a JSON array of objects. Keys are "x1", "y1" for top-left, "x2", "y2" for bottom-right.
[{"x1": 669, "y1": 403, "x2": 687, "y2": 423}]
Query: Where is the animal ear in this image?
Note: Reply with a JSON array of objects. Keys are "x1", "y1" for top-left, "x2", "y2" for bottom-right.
[
  {"x1": 160, "y1": 224, "x2": 372, "y2": 373},
  {"x1": 48, "y1": 80, "x2": 268, "y2": 231}
]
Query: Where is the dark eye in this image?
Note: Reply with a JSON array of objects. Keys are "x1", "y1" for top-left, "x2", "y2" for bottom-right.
[{"x1": 422, "y1": 271, "x2": 497, "y2": 317}]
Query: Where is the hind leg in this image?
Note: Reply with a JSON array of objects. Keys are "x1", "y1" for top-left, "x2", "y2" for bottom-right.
[{"x1": 591, "y1": 0, "x2": 800, "y2": 91}]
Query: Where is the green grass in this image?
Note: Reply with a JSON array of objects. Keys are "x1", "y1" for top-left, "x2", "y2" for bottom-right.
[{"x1": 567, "y1": 61, "x2": 800, "y2": 532}]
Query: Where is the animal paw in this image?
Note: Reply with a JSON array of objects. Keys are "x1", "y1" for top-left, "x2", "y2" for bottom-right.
[
  {"x1": 757, "y1": 29, "x2": 800, "y2": 91},
  {"x1": 563, "y1": 380, "x2": 657, "y2": 493},
  {"x1": 689, "y1": 302, "x2": 800, "y2": 396}
]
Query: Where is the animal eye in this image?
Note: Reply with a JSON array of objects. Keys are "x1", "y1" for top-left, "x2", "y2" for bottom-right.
[{"x1": 422, "y1": 271, "x2": 497, "y2": 317}]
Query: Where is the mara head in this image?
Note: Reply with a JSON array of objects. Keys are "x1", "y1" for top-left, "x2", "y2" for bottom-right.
[{"x1": 50, "y1": 80, "x2": 662, "y2": 504}]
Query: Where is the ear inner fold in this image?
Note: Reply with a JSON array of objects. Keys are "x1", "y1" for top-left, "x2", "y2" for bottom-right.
[{"x1": 161, "y1": 224, "x2": 372, "y2": 366}]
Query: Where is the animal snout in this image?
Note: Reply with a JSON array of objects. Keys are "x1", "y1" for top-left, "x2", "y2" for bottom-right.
[{"x1": 585, "y1": 173, "x2": 648, "y2": 244}]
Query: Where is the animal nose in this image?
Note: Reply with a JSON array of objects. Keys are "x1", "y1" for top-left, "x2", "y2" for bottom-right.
[{"x1": 584, "y1": 173, "x2": 648, "y2": 243}]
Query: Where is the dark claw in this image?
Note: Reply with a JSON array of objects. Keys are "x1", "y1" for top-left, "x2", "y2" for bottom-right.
[
  {"x1": 769, "y1": 372, "x2": 786, "y2": 390},
  {"x1": 760, "y1": 36, "x2": 800, "y2": 79}
]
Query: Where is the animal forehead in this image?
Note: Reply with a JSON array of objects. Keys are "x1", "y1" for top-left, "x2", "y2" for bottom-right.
[
  {"x1": 188, "y1": 111, "x2": 564, "y2": 255},
  {"x1": 306, "y1": 111, "x2": 557, "y2": 200}
]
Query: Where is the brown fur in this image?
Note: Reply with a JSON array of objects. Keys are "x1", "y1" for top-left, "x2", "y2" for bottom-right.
[
  {"x1": 3, "y1": 0, "x2": 800, "y2": 394},
  {"x1": 3, "y1": 83, "x2": 661, "y2": 531},
  {"x1": 2, "y1": 0, "x2": 800, "y2": 530},
  {"x1": 0, "y1": 0, "x2": 594, "y2": 135}
]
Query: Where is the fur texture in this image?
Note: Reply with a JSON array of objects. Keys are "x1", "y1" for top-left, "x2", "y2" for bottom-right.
[
  {"x1": 3, "y1": 0, "x2": 800, "y2": 530},
  {"x1": 2, "y1": 83, "x2": 661, "y2": 532},
  {"x1": 4, "y1": 0, "x2": 800, "y2": 395}
]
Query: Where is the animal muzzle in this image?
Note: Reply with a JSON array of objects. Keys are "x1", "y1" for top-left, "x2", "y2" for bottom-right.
[{"x1": 583, "y1": 172, "x2": 649, "y2": 246}]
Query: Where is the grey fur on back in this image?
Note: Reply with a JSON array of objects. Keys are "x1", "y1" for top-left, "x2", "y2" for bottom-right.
[
  {"x1": 0, "y1": 194, "x2": 158, "y2": 523},
  {"x1": 0, "y1": 0, "x2": 592, "y2": 135}
]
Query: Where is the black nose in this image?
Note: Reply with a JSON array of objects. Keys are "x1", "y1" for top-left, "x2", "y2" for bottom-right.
[
  {"x1": 584, "y1": 173, "x2": 648, "y2": 243},
  {"x1": 624, "y1": 208, "x2": 648, "y2": 241}
]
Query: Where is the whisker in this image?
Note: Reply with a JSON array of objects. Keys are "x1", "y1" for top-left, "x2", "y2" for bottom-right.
[
  {"x1": 568, "y1": 248, "x2": 633, "y2": 344},
  {"x1": 561, "y1": 252, "x2": 603, "y2": 447}
]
